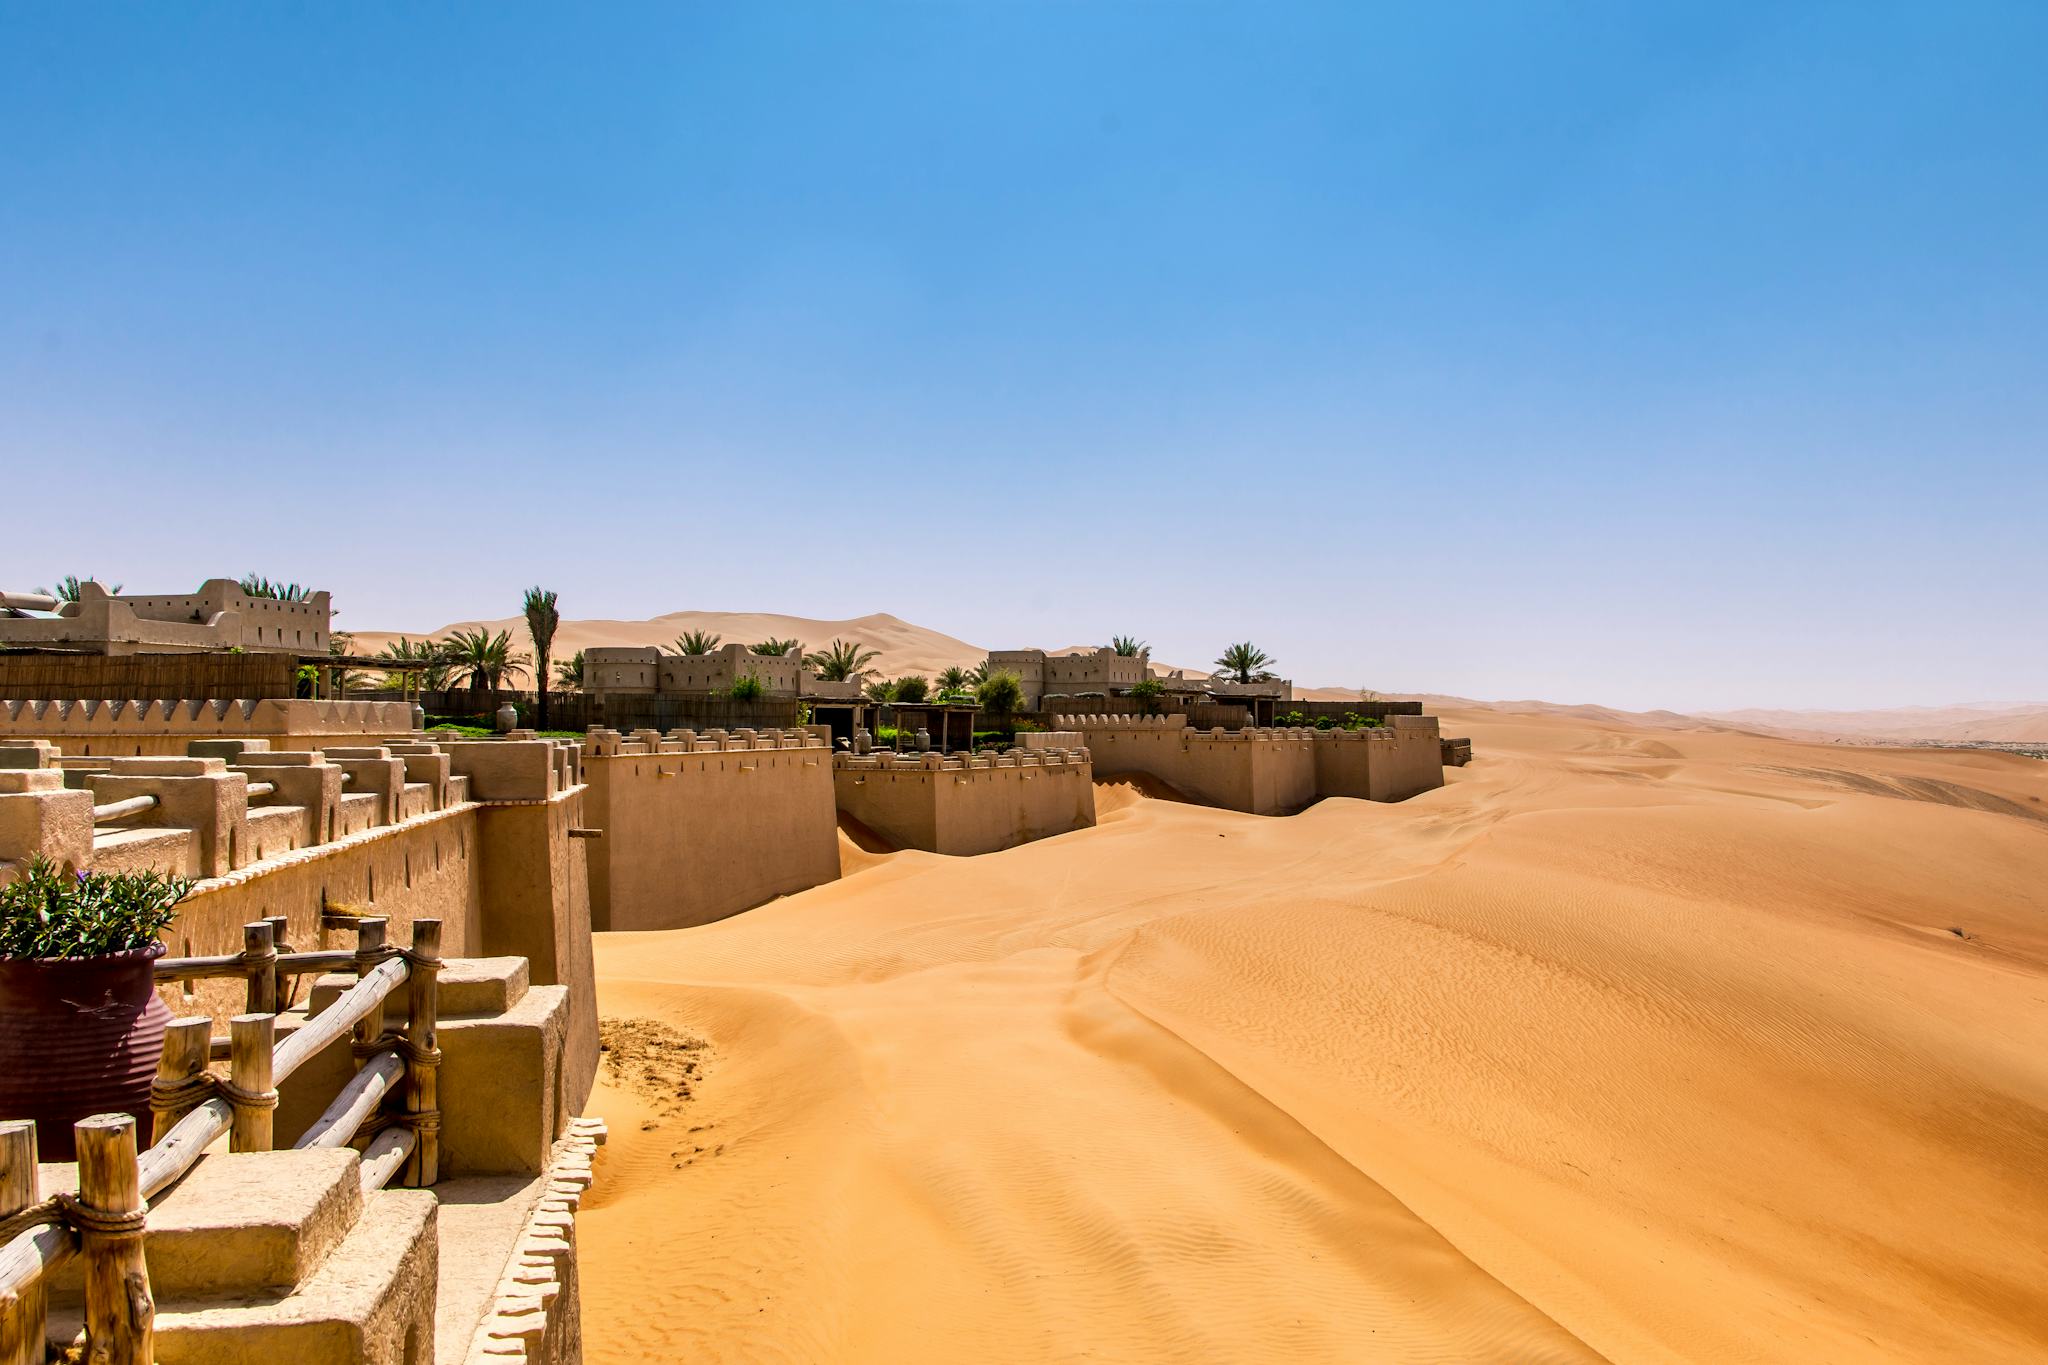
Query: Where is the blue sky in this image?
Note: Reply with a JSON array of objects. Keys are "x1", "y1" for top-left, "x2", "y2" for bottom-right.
[{"x1": 2, "y1": 3, "x2": 2042, "y2": 710}]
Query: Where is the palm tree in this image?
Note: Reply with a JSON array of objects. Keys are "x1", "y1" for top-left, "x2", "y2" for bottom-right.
[
  {"x1": 937, "y1": 666, "x2": 971, "y2": 693},
  {"x1": 672, "y1": 630, "x2": 721, "y2": 655},
  {"x1": 523, "y1": 587, "x2": 561, "y2": 728},
  {"x1": 803, "y1": 638, "x2": 879, "y2": 682},
  {"x1": 375, "y1": 637, "x2": 455, "y2": 692},
  {"x1": 1213, "y1": 642, "x2": 1274, "y2": 685},
  {"x1": 555, "y1": 650, "x2": 586, "y2": 691},
  {"x1": 862, "y1": 678, "x2": 896, "y2": 703},
  {"x1": 968, "y1": 661, "x2": 991, "y2": 688},
  {"x1": 35, "y1": 575, "x2": 122, "y2": 601},
  {"x1": 442, "y1": 627, "x2": 530, "y2": 707},
  {"x1": 1111, "y1": 635, "x2": 1147, "y2": 657},
  {"x1": 750, "y1": 638, "x2": 802, "y2": 656},
  {"x1": 239, "y1": 575, "x2": 316, "y2": 601}
]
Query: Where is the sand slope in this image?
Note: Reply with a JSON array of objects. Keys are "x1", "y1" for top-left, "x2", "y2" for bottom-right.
[{"x1": 580, "y1": 707, "x2": 2048, "y2": 1363}]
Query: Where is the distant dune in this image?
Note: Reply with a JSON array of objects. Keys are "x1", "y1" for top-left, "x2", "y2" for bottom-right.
[
  {"x1": 1698, "y1": 702, "x2": 2048, "y2": 744},
  {"x1": 578, "y1": 699, "x2": 2048, "y2": 1362},
  {"x1": 351, "y1": 610, "x2": 990, "y2": 681}
]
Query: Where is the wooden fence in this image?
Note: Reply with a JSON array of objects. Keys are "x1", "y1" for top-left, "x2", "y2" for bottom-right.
[
  {"x1": 0, "y1": 651, "x2": 300, "y2": 702},
  {"x1": 0, "y1": 916, "x2": 440, "y2": 1364}
]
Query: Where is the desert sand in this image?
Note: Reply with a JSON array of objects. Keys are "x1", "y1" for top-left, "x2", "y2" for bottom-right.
[{"x1": 575, "y1": 705, "x2": 2048, "y2": 1362}]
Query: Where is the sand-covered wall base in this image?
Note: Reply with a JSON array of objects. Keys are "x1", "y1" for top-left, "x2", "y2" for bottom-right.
[
  {"x1": 1072, "y1": 714, "x2": 1444, "y2": 812},
  {"x1": 832, "y1": 751, "x2": 1096, "y2": 855}
]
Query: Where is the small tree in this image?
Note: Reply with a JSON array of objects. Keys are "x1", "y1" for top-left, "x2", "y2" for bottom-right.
[
  {"x1": 1111, "y1": 635, "x2": 1147, "y2": 657},
  {"x1": 1128, "y1": 677, "x2": 1165, "y2": 715},
  {"x1": 729, "y1": 672, "x2": 766, "y2": 701},
  {"x1": 863, "y1": 678, "x2": 896, "y2": 703},
  {"x1": 892, "y1": 675, "x2": 930, "y2": 704},
  {"x1": 977, "y1": 669, "x2": 1024, "y2": 728},
  {"x1": 1213, "y1": 642, "x2": 1274, "y2": 685},
  {"x1": 523, "y1": 586, "x2": 561, "y2": 728}
]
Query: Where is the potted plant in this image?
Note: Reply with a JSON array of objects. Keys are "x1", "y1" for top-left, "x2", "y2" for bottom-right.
[{"x1": 0, "y1": 857, "x2": 190, "y2": 1161}]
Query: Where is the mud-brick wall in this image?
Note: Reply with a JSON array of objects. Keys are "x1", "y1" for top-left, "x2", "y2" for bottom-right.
[
  {"x1": 582, "y1": 745, "x2": 838, "y2": 932},
  {"x1": 833, "y1": 757, "x2": 1096, "y2": 856},
  {"x1": 157, "y1": 805, "x2": 482, "y2": 1024}
]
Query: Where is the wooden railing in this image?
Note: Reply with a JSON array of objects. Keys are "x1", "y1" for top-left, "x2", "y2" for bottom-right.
[{"x1": 0, "y1": 916, "x2": 441, "y2": 1365}]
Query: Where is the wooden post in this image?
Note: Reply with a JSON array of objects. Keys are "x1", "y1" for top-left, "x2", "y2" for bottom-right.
[
  {"x1": 150, "y1": 1017, "x2": 213, "y2": 1144},
  {"x1": 352, "y1": 917, "x2": 389, "y2": 1062},
  {"x1": 73, "y1": 1114, "x2": 152, "y2": 1365},
  {"x1": 242, "y1": 920, "x2": 277, "y2": 1016},
  {"x1": 227, "y1": 1014, "x2": 275, "y2": 1153},
  {"x1": 404, "y1": 918, "x2": 443, "y2": 1186},
  {"x1": 0, "y1": 1121, "x2": 45, "y2": 1365}
]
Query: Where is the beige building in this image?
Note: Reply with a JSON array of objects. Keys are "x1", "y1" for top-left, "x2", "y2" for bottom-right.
[
  {"x1": 986, "y1": 645, "x2": 1294, "y2": 710},
  {"x1": 0, "y1": 578, "x2": 332, "y2": 655},
  {"x1": 985, "y1": 646, "x2": 1152, "y2": 710},
  {"x1": 581, "y1": 644, "x2": 861, "y2": 701}
]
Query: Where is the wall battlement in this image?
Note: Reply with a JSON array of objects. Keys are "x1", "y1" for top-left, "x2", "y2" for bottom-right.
[
  {"x1": 1061, "y1": 712, "x2": 1444, "y2": 811},
  {"x1": 0, "y1": 697, "x2": 417, "y2": 754},
  {"x1": 833, "y1": 746, "x2": 1095, "y2": 856},
  {"x1": 581, "y1": 727, "x2": 838, "y2": 932}
]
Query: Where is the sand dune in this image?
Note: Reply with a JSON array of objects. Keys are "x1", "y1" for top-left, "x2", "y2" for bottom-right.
[
  {"x1": 351, "y1": 610, "x2": 990, "y2": 681},
  {"x1": 577, "y1": 705, "x2": 2048, "y2": 1362},
  {"x1": 1700, "y1": 702, "x2": 2048, "y2": 744}
]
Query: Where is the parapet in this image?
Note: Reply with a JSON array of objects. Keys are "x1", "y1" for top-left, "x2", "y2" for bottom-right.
[
  {"x1": 584, "y1": 725, "x2": 826, "y2": 758},
  {"x1": 831, "y1": 747, "x2": 1091, "y2": 772},
  {"x1": 0, "y1": 697, "x2": 417, "y2": 744}
]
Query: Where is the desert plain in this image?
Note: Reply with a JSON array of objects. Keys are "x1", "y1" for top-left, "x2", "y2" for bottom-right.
[{"x1": 575, "y1": 701, "x2": 2048, "y2": 1363}]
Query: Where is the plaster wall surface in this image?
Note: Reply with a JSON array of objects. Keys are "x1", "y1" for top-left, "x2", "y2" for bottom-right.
[
  {"x1": 582, "y1": 734, "x2": 839, "y2": 932},
  {"x1": 832, "y1": 751, "x2": 1096, "y2": 855}
]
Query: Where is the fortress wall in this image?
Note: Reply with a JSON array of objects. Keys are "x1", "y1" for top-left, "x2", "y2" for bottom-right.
[
  {"x1": 1310, "y1": 715, "x2": 1445, "y2": 802},
  {"x1": 0, "y1": 697, "x2": 417, "y2": 755},
  {"x1": 582, "y1": 728, "x2": 839, "y2": 932},
  {"x1": 1066, "y1": 713, "x2": 1443, "y2": 813},
  {"x1": 1178, "y1": 731, "x2": 1318, "y2": 814},
  {"x1": 832, "y1": 749, "x2": 1096, "y2": 856}
]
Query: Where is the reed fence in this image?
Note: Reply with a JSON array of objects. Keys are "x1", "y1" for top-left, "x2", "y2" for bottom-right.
[{"x1": 0, "y1": 915, "x2": 441, "y2": 1365}]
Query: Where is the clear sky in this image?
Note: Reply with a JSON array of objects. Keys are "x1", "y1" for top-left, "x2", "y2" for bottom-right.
[{"x1": 3, "y1": 3, "x2": 2042, "y2": 711}]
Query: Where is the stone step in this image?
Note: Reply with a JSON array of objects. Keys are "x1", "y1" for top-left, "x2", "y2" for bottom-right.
[
  {"x1": 41, "y1": 1146, "x2": 363, "y2": 1303},
  {"x1": 306, "y1": 955, "x2": 530, "y2": 1022},
  {"x1": 148, "y1": 1187, "x2": 438, "y2": 1365}
]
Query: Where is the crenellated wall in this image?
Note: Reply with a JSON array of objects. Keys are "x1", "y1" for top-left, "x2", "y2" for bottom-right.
[
  {"x1": 0, "y1": 731, "x2": 598, "y2": 1113},
  {"x1": 581, "y1": 727, "x2": 839, "y2": 932},
  {"x1": 1064, "y1": 713, "x2": 1444, "y2": 812},
  {"x1": 0, "y1": 697, "x2": 417, "y2": 755},
  {"x1": 831, "y1": 747, "x2": 1096, "y2": 855}
]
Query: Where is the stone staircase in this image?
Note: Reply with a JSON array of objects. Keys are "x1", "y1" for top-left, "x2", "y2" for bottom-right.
[{"x1": 37, "y1": 954, "x2": 604, "y2": 1364}]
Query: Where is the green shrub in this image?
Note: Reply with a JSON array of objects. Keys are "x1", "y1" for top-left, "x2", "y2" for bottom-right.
[
  {"x1": 0, "y1": 857, "x2": 190, "y2": 959},
  {"x1": 977, "y1": 670, "x2": 1024, "y2": 718},
  {"x1": 729, "y1": 672, "x2": 766, "y2": 701},
  {"x1": 1127, "y1": 678, "x2": 1164, "y2": 715},
  {"x1": 891, "y1": 675, "x2": 929, "y2": 703}
]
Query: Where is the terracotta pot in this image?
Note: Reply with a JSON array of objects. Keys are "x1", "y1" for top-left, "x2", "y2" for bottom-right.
[{"x1": 0, "y1": 944, "x2": 171, "y2": 1162}]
